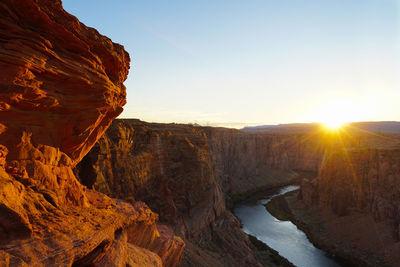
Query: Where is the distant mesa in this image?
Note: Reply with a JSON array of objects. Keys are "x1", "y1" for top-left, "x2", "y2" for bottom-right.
[{"x1": 242, "y1": 121, "x2": 400, "y2": 134}]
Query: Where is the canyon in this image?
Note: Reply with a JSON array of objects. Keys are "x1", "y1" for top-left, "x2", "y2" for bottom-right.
[
  {"x1": 78, "y1": 119, "x2": 400, "y2": 266},
  {"x1": 76, "y1": 119, "x2": 308, "y2": 266},
  {"x1": 72, "y1": 119, "x2": 324, "y2": 265}
]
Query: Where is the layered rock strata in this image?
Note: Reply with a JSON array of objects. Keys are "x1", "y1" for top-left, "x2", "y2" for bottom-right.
[
  {"x1": 0, "y1": 1, "x2": 183, "y2": 266},
  {"x1": 302, "y1": 148, "x2": 400, "y2": 220},
  {"x1": 204, "y1": 127, "x2": 323, "y2": 198},
  {"x1": 299, "y1": 145, "x2": 400, "y2": 266}
]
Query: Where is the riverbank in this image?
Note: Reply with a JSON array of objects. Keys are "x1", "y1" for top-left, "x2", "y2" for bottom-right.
[
  {"x1": 233, "y1": 192, "x2": 297, "y2": 267},
  {"x1": 235, "y1": 185, "x2": 340, "y2": 267},
  {"x1": 248, "y1": 235, "x2": 295, "y2": 267},
  {"x1": 226, "y1": 170, "x2": 316, "y2": 210},
  {"x1": 227, "y1": 186, "x2": 297, "y2": 267},
  {"x1": 266, "y1": 191, "x2": 396, "y2": 267}
]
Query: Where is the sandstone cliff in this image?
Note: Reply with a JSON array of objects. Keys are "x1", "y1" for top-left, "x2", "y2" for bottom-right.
[
  {"x1": 0, "y1": 1, "x2": 183, "y2": 266},
  {"x1": 299, "y1": 142, "x2": 400, "y2": 265},
  {"x1": 302, "y1": 147, "x2": 400, "y2": 219}
]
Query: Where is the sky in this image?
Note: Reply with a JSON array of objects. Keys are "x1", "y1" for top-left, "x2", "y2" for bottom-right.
[{"x1": 63, "y1": 0, "x2": 400, "y2": 128}]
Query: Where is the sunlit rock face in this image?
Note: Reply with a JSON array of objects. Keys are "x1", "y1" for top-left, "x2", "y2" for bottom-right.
[
  {"x1": 0, "y1": 0, "x2": 130, "y2": 206},
  {"x1": 0, "y1": 0, "x2": 128, "y2": 163},
  {"x1": 0, "y1": 1, "x2": 184, "y2": 266}
]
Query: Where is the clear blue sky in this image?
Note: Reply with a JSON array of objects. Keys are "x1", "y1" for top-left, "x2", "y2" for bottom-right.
[{"x1": 63, "y1": 0, "x2": 399, "y2": 127}]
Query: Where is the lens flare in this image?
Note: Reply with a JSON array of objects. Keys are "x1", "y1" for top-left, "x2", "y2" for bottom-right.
[{"x1": 323, "y1": 120, "x2": 345, "y2": 130}]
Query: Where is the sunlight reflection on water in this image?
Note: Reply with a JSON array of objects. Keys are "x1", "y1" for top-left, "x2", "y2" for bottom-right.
[{"x1": 234, "y1": 185, "x2": 340, "y2": 267}]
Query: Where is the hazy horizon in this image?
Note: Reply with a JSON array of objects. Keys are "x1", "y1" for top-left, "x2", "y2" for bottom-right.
[
  {"x1": 116, "y1": 118, "x2": 400, "y2": 130},
  {"x1": 63, "y1": 0, "x2": 400, "y2": 127}
]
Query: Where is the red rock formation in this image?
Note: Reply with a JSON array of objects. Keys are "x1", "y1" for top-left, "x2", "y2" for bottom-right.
[{"x1": 0, "y1": 1, "x2": 183, "y2": 266}]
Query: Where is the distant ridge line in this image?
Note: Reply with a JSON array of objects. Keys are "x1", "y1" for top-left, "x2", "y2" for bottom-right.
[{"x1": 242, "y1": 121, "x2": 400, "y2": 133}]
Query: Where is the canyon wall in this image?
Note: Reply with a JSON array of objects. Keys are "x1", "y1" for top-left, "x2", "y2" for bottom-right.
[
  {"x1": 298, "y1": 136, "x2": 400, "y2": 266},
  {"x1": 0, "y1": 1, "x2": 183, "y2": 266},
  {"x1": 77, "y1": 120, "x2": 259, "y2": 266},
  {"x1": 78, "y1": 119, "x2": 326, "y2": 266},
  {"x1": 301, "y1": 146, "x2": 400, "y2": 233},
  {"x1": 204, "y1": 127, "x2": 323, "y2": 196},
  {"x1": 78, "y1": 119, "x2": 225, "y2": 240}
]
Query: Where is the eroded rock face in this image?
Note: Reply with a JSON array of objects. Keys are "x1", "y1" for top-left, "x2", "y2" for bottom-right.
[
  {"x1": 296, "y1": 133, "x2": 400, "y2": 223},
  {"x1": 0, "y1": 1, "x2": 184, "y2": 266},
  {"x1": 301, "y1": 148, "x2": 400, "y2": 222},
  {"x1": 0, "y1": 0, "x2": 129, "y2": 164},
  {"x1": 0, "y1": 0, "x2": 130, "y2": 207}
]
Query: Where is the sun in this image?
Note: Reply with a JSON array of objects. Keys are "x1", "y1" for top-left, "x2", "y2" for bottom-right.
[
  {"x1": 313, "y1": 100, "x2": 353, "y2": 131},
  {"x1": 322, "y1": 120, "x2": 346, "y2": 130},
  {"x1": 306, "y1": 99, "x2": 370, "y2": 132}
]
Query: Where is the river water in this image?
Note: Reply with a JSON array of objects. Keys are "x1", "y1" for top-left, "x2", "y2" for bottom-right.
[{"x1": 234, "y1": 185, "x2": 340, "y2": 267}]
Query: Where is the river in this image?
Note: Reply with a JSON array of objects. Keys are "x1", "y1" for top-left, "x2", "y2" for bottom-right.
[{"x1": 234, "y1": 185, "x2": 340, "y2": 267}]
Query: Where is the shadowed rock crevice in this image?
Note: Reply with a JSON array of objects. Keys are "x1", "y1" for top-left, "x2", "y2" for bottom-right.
[
  {"x1": 72, "y1": 240, "x2": 111, "y2": 267},
  {"x1": 0, "y1": 204, "x2": 32, "y2": 241},
  {"x1": 77, "y1": 153, "x2": 97, "y2": 189}
]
